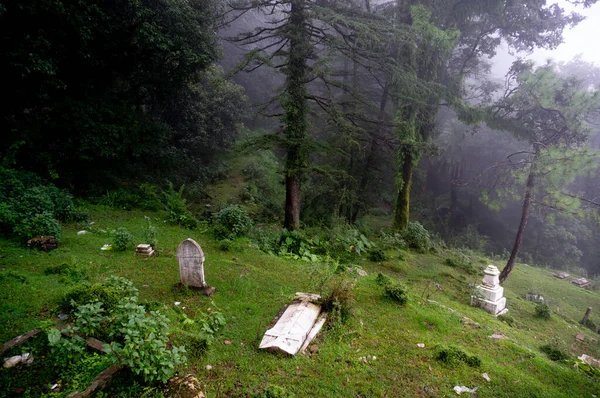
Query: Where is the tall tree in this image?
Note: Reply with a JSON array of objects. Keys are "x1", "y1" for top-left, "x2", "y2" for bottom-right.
[
  {"x1": 487, "y1": 61, "x2": 600, "y2": 283},
  {"x1": 376, "y1": 0, "x2": 596, "y2": 229}
]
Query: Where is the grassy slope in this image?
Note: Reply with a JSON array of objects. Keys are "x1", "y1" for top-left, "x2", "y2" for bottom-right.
[{"x1": 1, "y1": 207, "x2": 600, "y2": 397}]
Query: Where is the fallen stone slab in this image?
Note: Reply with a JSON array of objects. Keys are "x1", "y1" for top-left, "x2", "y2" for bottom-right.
[
  {"x1": 260, "y1": 292, "x2": 326, "y2": 356},
  {"x1": 552, "y1": 272, "x2": 570, "y2": 280}
]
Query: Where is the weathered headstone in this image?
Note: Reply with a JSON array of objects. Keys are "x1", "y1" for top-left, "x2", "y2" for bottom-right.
[
  {"x1": 176, "y1": 239, "x2": 213, "y2": 295},
  {"x1": 470, "y1": 265, "x2": 508, "y2": 316},
  {"x1": 582, "y1": 307, "x2": 593, "y2": 324}
]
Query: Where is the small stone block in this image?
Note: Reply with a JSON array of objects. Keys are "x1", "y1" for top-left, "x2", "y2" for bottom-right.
[{"x1": 576, "y1": 333, "x2": 586, "y2": 342}]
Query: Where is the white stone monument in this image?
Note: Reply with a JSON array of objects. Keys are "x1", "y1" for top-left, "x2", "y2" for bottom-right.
[
  {"x1": 470, "y1": 265, "x2": 508, "y2": 316},
  {"x1": 176, "y1": 239, "x2": 213, "y2": 295}
]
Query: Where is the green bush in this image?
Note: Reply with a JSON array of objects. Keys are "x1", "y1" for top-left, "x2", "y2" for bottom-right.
[
  {"x1": 44, "y1": 263, "x2": 85, "y2": 282},
  {"x1": 435, "y1": 345, "x2": 481, "y2": 367},
  {"x1": 581, "y1": 318, "x2": 597, "y2": 331},
  {"x1": 62, "y1": 276, "x2": 139, "y2": 312},
  {"x1": 162, "y1": 183, "x2": 198, "y2": 229},
  {"x1": 497, "y1": 314, "x2": 515, "y2": 327},
  {"x1": 535, "y1": 302, "x2": 551, "y2": 320},
  {"x1": 112, "y1": 227, "x2": 135, "y2": 251},
  {"x1": 379, "y1": 230, "x2": 407, "y2": 250},
  {"x1": 384, "y1": 283, "x2": 408, "y2": 305},
  {"x1": 253, "y1": 385, "x2": 295, "y2": 398},
  {"x1": 367, "y1": 248, "x2": 387, "y2": 262},
  {"x1": 540, "y1": 344, "x2": 569, "y2": 361},
  {"x1": 14, "y1": 211, "x2": 62, "y2": 241},
  {"x1": 321, "y1": 277, "x2": 356, "y2": 326},
  {"x1": 213, "y1": 205, "x2": 253, "y2": 240},
  {"x1": 0, "y1": 167, "x2": 83, "y2": 241},
  {"x1": 142, "y1": 216, "x2": 158, "y2": 249},
  {"x1": 402, "y1": 222, "x2": 430, "y2": 252},
  {"x1": 375, "y1": 273, "x2": 391, "y2": 286}
]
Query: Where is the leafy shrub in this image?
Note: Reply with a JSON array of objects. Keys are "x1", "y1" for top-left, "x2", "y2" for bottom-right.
[
  {"x1": 213, "y1": 205, "x2": 253, "y2": 240},
  {"x1": 13, "y1": 211, "x2": 62, "y2": 241},
  {"x1": 535, "y1": 302, "x2": 551, "y2": 319},
  {"x1": 163, "y1": 182, "x2": 198, "y2": 229},
  {"x1": 44, "y1": 263, "x2": 85, "y2": 282},
  {"x1": 375, "y1": 273, "x2": 391, "y2": 286},
  {"x1": 367, "y1": 248, "x2": 387, "y2": 262},
  {"x1": 105, "y1": 297, "x2": 186, "y2": 383},
  {"x1": 540, "y1": 344, "x2": 569, "y2": 361},
  {"x1": 62, "y1": 276, "x2": 139, "y2": 312},
  {"x1": 581, "y1": 318, "x2": 597, "y2": 331},
  {"x1": 435, "y1": 345, "x2": 481, "y2": 367},
  {"x1": 497, "y1": 314, "x2": 515, "y2": 327},
  {"x1": 321, "y1": 276, "x2": 356, "y2": 326},
  {"x1": 402, "y1": 222, "x2": 430, "y2": 252},
  {"x1": 53, "y1": 277, "x2": 186, "y2": 383},
  {"x1": 253, "y1": 385, "x2": 295, "y2": 398},
  {"x1": 142, "y1": 216, "x2": 158, "y2": 249},
  {"x1": 218, "y1": 239, "x2": 233, "y2": 251},
  {"x1": 384, "y1": 283, "x2": 409, "y2": 305},
  {"x1": 0, "y1": 167, "x2": 84, "y2": 242},
  {"x1": 444, "y1": 256, "x2": 477, "y2": 275},
  {"x1": 379, "y1": 230, "x2": 407, "y2": 250},
  {"x1": 112, "y1": 227, "x2": 135, "y2": 251}
]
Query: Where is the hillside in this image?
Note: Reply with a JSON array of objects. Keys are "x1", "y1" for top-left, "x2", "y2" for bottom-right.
[{"x1": 2, "y1": 206, "x2": 600, "y2": 397}]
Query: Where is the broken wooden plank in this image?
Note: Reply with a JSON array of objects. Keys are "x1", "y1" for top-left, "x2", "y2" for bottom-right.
[
  {"x1": 0, "y1": 328, "x2": 41, "y2": 355},
  {"x1": 259, "y1": 292, "x2": 322, "y2": 356},
  {"x1": 66, "y1": 363, "x2": 124, "y2": 398}
]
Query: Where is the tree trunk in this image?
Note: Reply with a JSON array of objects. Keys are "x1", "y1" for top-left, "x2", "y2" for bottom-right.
[
  {"x1": 393, "y1": 151, "x2": 413, "y2": 229},
  {"x1": 281, "y1": 0, "x2": 308, "y2": 230},
  {"x1": 284, "y1": 174, "x2": 301, "y2": 230},
  {"x1": 499, "y1": 149, "x2": 538, "y2": 283}
]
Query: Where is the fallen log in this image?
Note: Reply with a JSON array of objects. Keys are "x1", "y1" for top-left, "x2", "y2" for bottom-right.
[
  {"x1": 66, "y1": 363, "x2": 124, "y2": 398},
  {"x1": 0, "y1": 328, "x2": 41, "y2": 355}
]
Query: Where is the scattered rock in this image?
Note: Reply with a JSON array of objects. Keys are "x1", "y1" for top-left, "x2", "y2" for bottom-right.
[
  {"x1": 308, "y1": 344, "x2": 319, "y2": 353},
  {"x1": 578, "y1": 354, "x2": 600, "y2": 367},
  {"x1": 205, "y1": 364, "x2": 213, "y2": 370},
  {"x1": 100, "y1": 244, "x2": 112, "y2": 251},
  {"x1": 27, "y1": 236, "x2": 57, "y2": 251},
  {"x1": 77, "y1": 230, "x2": 87, "y2": 235},
  {"x1": 591, "y1": 338, "x2": 598, "y2": 344},
  {"x1": 57, "y1": 314, "x2": 69, "y2": 321},
  {"x1": 489, "y1": 333, "x2": 507, "y2": 342},
  {"x1": 482, "y1": 373, "x2": 491, "y2": 382},
  {"x1": 357, "y1": 269, "x2": 368, "y2": 277},
  {"x1": 3, "y1": 353, "x2": 33, "y2": 368},
  {"x1": 166, "y1": 374, "x2": 206, "y2": 398},
  {"x1": 224, "y1": 340, "x2": 232, "y2": 346},
  {"x1": 417, "y1": 343, "x2": 425, "y2": 348},
  {"x1": 453, "y1": 386, "x2": 479, "y2": 395},
  {"x1": 576, "y1": 333, "x2": 586, "y2": 342},
  {"x1": 461, "y1": 317, "x2": 480, "y2": 329}
]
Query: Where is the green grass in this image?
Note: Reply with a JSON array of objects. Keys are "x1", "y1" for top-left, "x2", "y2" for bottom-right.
[{"x1": 2, "y1": 206, "x2": 600, "y2": 397}]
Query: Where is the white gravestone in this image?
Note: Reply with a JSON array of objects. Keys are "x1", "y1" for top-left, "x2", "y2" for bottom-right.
[
  {"x1": 470, "y1": 265, "x2": 508, "y2": 316},
  {"x1": 176, "y1": 239, "x2": 207, "y2": 288}
]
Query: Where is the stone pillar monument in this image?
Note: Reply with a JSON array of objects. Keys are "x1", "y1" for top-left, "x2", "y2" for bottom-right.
[{"x1": 470, "y1": 265, "x2": 508, "y2": 316}]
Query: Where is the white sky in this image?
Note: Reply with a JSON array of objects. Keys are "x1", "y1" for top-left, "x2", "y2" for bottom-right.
[{"x1": 492, "y1": 1, "x2": 600, "y2": 76}]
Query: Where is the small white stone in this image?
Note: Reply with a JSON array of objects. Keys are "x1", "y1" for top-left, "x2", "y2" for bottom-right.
[
  {"x1": 417, "y1": 343, "x2": 425, "y2": 348},
  {"x1": 205, "y1": 364, "x2": 213, "y2": 370},
  {"x1": 77, "y1": 230, "x2": 87, "y2": 235},
  {"x1": 482, "y1": 373, "x2": 491, "y2": 382},
  {"x1": 174, "y1": 302, "x2": 181, "y2": 306}
]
